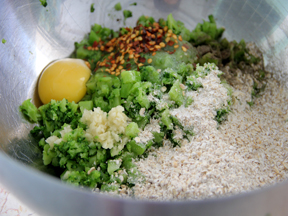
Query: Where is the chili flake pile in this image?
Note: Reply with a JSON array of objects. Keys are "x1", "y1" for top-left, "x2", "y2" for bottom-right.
[{"x1": 84, "y1": 21, "x2": 187, "y2": 76}]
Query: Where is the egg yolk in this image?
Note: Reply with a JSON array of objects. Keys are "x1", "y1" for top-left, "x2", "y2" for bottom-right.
[{"x1": 38, "y1": 58, "x2": 91, "y2": 104}]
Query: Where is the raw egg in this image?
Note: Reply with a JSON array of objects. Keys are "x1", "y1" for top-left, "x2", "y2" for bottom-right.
[{"x1": 38, "y1": 58, "x2": 91, "y2": 104}]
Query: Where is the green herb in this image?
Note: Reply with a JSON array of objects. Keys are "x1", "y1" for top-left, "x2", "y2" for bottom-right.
[
  {"x1": 258, "y1": 70, "x2": 266, "y2": 80},
  {"x1": 251, "y1": 82, "x2": 266, "y2": 98},
  {"x1": 114, "y1": 2, "x2": 122, "y2": 11},
  {"x1": 123, "y1": 10, "x2": 132, "y2": 25},
  {"x1": 130, "y1": 2, "x2": 137, "y2": 6},
  {"x1": 90, "y1": 3, "x2": 95, "y2": 13},
  {"x1": 247, "y1": 101, "x2": 254, "y2": 107},
  {"x1": 2, "y1": 39, "x2": 6, "y2": 44},
  {"x1": 215, "y1": 107, "x2": 230, "y2": 124},
  {"x1": 39, "y1": 0, "x2": 47, "y2": 7}
]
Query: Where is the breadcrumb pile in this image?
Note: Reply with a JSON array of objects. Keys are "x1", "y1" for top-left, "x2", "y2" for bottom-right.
[{"x1": 114, "y1": 64, "x2": 288, "y2": 201}]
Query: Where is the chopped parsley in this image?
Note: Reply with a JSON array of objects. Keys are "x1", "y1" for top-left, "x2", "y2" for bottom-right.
[
  {"x1": 114, "y1": 2, "x2": 122, "y2": 11},
  {"x1": 123, "y1": 10, "x2": 132, "y2": 25},
  {"x1": 39, "y1": 0, "x2": 47, "y2": 7},
  {"x1": 90, "y1": 3, "x2": 95, "y2": 13},
  {"x1": 247, "y1": 101, "x2": 254, "y2": 107}
]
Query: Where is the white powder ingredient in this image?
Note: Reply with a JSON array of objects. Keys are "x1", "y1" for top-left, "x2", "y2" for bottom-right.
[
  {"x1": 119, "y1": 70, "x2": 288, "y2": 201},
  {"x1": 135, "y1": 119, "x2": 161, "y2": 145}
]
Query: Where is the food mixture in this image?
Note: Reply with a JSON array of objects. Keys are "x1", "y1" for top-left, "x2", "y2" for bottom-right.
[{"x1": 20, "y1": 8, "x2": 288, "y2": 201}]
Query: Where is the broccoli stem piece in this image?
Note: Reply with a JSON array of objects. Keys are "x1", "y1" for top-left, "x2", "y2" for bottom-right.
[{"x1": 19, "y1": 99, "x2": 41, "y2": 123}]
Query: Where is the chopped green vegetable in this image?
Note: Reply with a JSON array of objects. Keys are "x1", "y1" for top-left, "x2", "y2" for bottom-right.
[
  {"x1": 26, "y1": 99, "x2": 81, "y2": 138},
  {"x1": 78, "y1": 101, "x2": 93, "y2": 113},
  {"x1": 107, "y1": 160, "x2": 122, "y2": 175},
  {"x1": 130, "y1": 2, "x2": 137, "y2": 6},
  {"x1": 19, "y1": 99, "x2": 41, "y2": 123},
  {"x1": 125, "y1": 122, "x2": 140, "y2": 138},
  {"x1": 114, "y1": 2, "x2": 122, "y2": 11},
  {"x1": 215, "y1": 107, "x2": 230, "y2": 124},
  {"x1": 168, "y1": 81, "x2": 184, "y2": 106},
  {"x1": 39, "y1": 0, "x2": 47, "y2": 7},
  {"x1": 2, "y1": 39, "x2": 6, "y2": 44},
  {"x1": 90, "y1": 3, "x2": 95, "y2": 13},
  {"x1": 190, "y1": 14, "x2": 224, "y2": 45},
  {"x1": 123, "y1": 10, "x2": 132, "y2": 25},
  {"x1": 247, "y1": 101, "x2": 254, "y2": 107},
  {"x1": 251, "y1": 82, "x2": 266, "y2": 98},
  {"x1": 166, "y1": 13, "x2": 191, "y2": 40},
  {"x1": 127, "y1": 140, "x2": 146, "y2": 156}
]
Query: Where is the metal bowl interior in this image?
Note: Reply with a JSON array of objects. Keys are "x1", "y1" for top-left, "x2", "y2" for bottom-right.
[{"x1": 0, "y1": 0, "x2": 288, "y2": 215}]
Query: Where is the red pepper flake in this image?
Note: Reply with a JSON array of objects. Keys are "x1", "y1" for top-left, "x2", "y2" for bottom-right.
[
  {"x1": 93, "y1": 21, "x2": 179, "y2": 76},
  {"x1": 145, "y1": 35, "x2": 152, "y2": 41},
  {"x1": 135, "y1": 47, "x2": 142, "y2": 53},
  {"x1": 167, "y1": 40, "x2": 175, "y2": 46},
  {"x1": 133, "y1": 41, "x2": 139, "y2": 46},
  {"x1": 168, "y1": 50, "x2": 176, "y2": 54},
  {"x1": 144, "y1": 46, "x2": 149, "y2": 53},
  {"x1": 139, "y1": 57, "x2": 146, "y2": 63},
  {"x1": 92, "y1": 41, "x2": 99, "y2": 47}
]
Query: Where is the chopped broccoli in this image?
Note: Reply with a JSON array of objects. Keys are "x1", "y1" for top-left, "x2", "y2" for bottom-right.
[
  {"x1": 140, "y1": 66, "x2": 161, "y2": 84},
  {"x1": 101, "y1": 183, "x2": 120, "y2": 192},
  {"x1": 90, "y1": 3, "x2": 95, "y2": 13},
  {"x1": 19, "y1": 99, "x2": 41, "y2": 123},
  {"x1": 61, "y1": 170, "x2": 101, "y2": 188},
  {"x1": 125, "y1": 122, "x2": 140, "y2": 138},
  {"x1": 43, "y1": 126, "x2": 108, "y2": 188},
  {"x1": 114, "y1": 2, "x2": 122, "y2": 11},
  {"x1": 39, "y1": 0, "x2": 47, "y2": 7},
  {"x1": 137, "y1": 15, "x2": 155, "y2": 27},
  {"x1": 168, "y1": 80, "x2": 184, "y2": 106},
  {"x1": 26, "y1": 99, "x2": 82, "y2": 138},
  {"x1": 123, "y1": 10, "x2": 132, "y2": 25},
  {"x1": 186, "y1": 75, "x2": 203, "y2": 91},
  {"x1": 126, "y1": 140, "x2": 146, "y2": 156},
  {"x1": 190, "y1": 15, "x2": 224, "y2": 46},
  {"x1": 167, "y1": 13, "x2": 191, "y2": 40},
  {"x1": 107, "y1": 160, "x2": 122, "y2": 175}
]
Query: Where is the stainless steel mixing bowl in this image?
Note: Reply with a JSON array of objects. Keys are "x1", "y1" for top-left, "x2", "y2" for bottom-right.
[{"x1": 1, "y1": 0, "x2": 288, "y2": 215}]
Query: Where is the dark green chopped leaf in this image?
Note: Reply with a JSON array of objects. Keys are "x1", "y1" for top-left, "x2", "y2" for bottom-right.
[
  {"x1": 39, "y1": 0, "x2": 47, "y2": 7},
  {"x1": 247, "y1": 101, "x2": 254, "y2": 107},
  {"x1": 123, "y1": 10, "x2": 132, "y2": 25},
  {"x1": 90, "y1": 3, "x2": 95, "y2": 12}
]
